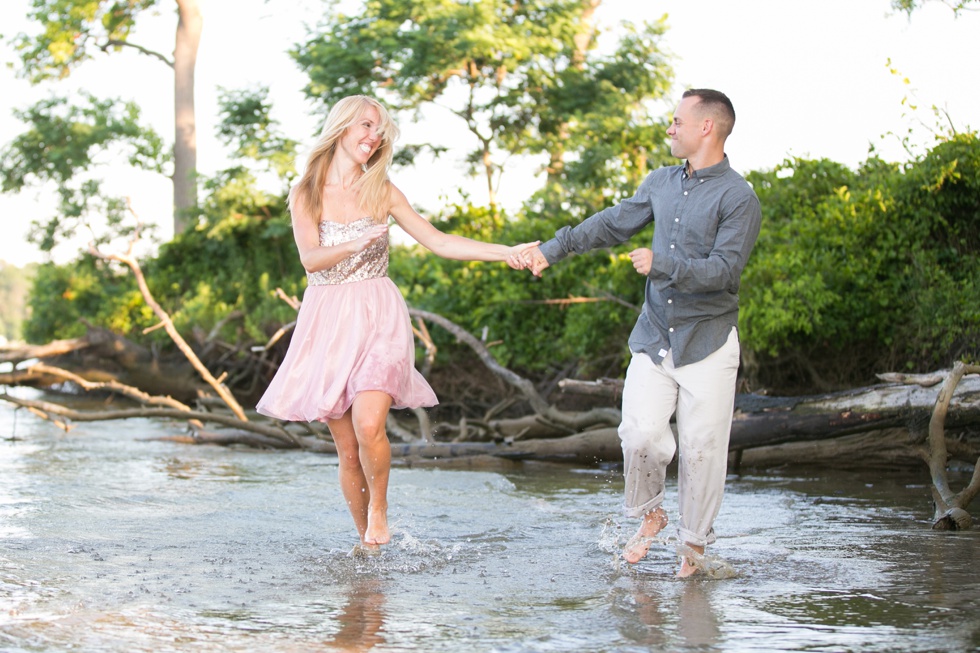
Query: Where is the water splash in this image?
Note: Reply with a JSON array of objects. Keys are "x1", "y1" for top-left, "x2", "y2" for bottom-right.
[{"x1": 675, "y1": 543, "x2": 738, "y2": 580}]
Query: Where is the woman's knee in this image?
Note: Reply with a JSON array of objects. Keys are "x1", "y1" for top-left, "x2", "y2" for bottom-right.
[{"x1": 353, "y1": 414, "x2": 387, "y2": 444}]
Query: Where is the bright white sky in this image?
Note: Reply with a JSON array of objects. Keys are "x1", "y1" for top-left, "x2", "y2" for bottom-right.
[{"x1": 1, "y1": 0, "x2": 978, "y2": 266}]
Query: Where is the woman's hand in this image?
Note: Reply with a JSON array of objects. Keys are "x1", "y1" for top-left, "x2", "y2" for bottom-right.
[
  {"x1": 348, "y1": 223, "x2": 389, "y2": 254},
  {"x1": 628, "y1": 248, "x2": 653, "y2": 276},
  {"x1": 506, "y1": 241, "x2": 541, "y2": 270}
]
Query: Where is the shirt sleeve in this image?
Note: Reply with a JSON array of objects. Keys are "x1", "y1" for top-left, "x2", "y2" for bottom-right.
[
  {"x1": 538, "y1": 181, "x2": 656, "y2": 265},
  {"x1": 649, "y1": 188, "x2": 762, "y2": 294}
]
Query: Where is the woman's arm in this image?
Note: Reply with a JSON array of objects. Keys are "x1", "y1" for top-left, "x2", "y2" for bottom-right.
[
  {"x1": 388, "y1": 184, "x2": 536, "y2": 264},
  {"x1": 291, "y1": 193, "x2": 388, "y2": 274}
]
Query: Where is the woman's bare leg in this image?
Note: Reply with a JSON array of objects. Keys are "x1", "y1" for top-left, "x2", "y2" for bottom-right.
[
  {"x1": 328, "y1": 411, "x2": 371, "y2": 543},
  {"x1": 350, "y1": 391, "x2": 393, "y2": 545}
]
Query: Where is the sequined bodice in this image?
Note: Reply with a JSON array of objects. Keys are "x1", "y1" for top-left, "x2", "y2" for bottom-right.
[{"x1": 306, "y1": 217, "x2": 389, "y2": 286}]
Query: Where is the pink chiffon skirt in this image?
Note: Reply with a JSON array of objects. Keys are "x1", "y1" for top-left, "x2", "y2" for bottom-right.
[{"x1": 256, "y1": 277, "x2": 438, "y2": 422}]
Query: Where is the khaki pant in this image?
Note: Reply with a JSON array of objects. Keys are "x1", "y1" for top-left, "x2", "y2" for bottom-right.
[{"x1": 618, "y1": 328, "x2": 740, "y2": 547}]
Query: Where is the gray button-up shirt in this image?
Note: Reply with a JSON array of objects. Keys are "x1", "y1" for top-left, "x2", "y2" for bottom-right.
[{"x1": 539, "y1": 155, "x2": 761, "y2": 367}]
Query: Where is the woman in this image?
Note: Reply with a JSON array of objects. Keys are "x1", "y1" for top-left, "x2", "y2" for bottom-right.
[{"x1": 256, "y1": 95, "x2": 536, "y2": 552}]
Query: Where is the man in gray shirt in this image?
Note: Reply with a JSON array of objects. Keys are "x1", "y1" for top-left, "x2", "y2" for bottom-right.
[{"x1": 519, "y1": 89, "x2": 761, "y2": 577}]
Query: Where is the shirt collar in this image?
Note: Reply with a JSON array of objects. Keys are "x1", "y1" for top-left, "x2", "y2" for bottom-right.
[{"x1": 683, "y1": 154, "x2": 731, "y2": 180}]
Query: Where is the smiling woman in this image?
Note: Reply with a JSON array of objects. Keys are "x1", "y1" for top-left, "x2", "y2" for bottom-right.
[{"x1": 253, "y1": 94, "x2": 538, "y2": 553}]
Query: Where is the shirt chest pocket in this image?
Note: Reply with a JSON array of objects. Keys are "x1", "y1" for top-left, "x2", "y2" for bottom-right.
[{"x1": 678, "y1": 206, "x2": 721, "y2": 258}]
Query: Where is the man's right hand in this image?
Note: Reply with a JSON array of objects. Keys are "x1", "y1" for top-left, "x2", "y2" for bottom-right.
[{"x1": 522, "y1": 245, "x2": 550, "y2": 277}]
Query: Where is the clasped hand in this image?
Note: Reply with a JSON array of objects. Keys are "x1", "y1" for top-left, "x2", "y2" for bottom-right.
[
  {"x1": 508, "y1": 246, "x2": 653, "y2": 277},
  {"x1": 508, "y1": 245, "x2": 549, "y2": 277}
]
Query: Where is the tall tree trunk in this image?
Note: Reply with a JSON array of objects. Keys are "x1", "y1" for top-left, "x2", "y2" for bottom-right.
[
  {"x1": 173, "y1": 0, "x2": 202, "y2": 234},
  {"x1": 482, "y1": 142, "x2": 498, "y2": 212}
]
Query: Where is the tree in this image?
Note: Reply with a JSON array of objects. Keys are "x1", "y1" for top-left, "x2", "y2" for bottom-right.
[
  {"x1": 891, "y1": 0, "x2": 978, "y2": 15},
  {"x1": 7, "y1": 0, "x2": 203, "y2": 235},
  {"x1": 0, "y1": 93, "x2": 165, "y2": 254},
  {"x1": 292, "y1": 0, "x2": 674, "y2": 215}
]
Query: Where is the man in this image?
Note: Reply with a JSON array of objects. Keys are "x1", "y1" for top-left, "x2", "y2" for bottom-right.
[{"x1": 520, "y1": 89, "x2": 761, "y2": 577}]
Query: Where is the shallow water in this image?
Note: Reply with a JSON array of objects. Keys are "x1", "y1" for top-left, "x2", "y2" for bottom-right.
[{"x1": 1, "y1": 391, "x2": 978, "y2": 652}]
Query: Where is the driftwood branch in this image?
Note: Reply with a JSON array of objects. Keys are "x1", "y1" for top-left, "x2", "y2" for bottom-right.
[
  {"x1": 923, "y1": 361, "x2": 980, "y2": 530},
  {"x1": 248, "y1": 290, "x2": 301, "y2": 353},
  {"x1": 88, "y1": 212, "x2": 248, "y2": 421},
  {"x1": 407, "y1": 308, "x2": 551, "y2": 413},
  {"x1": 407, "y1": 308, "x2": 621, "y2": 434},
  {"x1": 0, "y1": 337, "x2": 92, "y2": 366},
  {"x1": 0, "y1": 392, "x2": 300, "y2": 446}
]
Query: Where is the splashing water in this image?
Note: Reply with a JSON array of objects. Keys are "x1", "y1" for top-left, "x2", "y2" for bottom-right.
[{"x1": 675, "y1": 542, "x2": 739, "y2": 580}]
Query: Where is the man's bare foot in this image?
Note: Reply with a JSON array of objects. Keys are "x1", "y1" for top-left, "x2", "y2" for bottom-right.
[
  {"x1": 623, "y1": 508, "x2": 668, "y2": 564},
  {"x1": 349, "y1": 542, "x2": 382, "y2": 558},
  {"x1": 363, "y1": 506, "x2": 390, "y2": 545},
  {"x1": 677, "y1": 542, "x2": 704, "y2": 578}
]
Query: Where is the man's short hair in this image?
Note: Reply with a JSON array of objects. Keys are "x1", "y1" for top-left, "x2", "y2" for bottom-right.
[{"x1": 683, "y1": 88, "x2": 735, "y2": 137}]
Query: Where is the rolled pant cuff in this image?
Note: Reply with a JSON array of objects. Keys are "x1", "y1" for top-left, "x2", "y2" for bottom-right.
[
  {"x1": 622, "y1": 498, "x2": 662, "y2": 520},
  {"x1": 677, "y1": 526, "x2": 717, "y2": 548}
]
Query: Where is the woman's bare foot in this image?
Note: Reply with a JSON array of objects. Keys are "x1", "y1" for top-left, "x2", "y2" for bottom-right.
[
  {"x1": 677, "y1": 542, "x2": 704, "y2": 578},
  {"x1": 363, "y1": 506, "x2": 390, "y2": 545},
  {"x1": 349, "y1": 542, "x2": 382, "y2": 557},
  {"x1": 623, "y1": 508, "x2": 668, "y2": 564}
]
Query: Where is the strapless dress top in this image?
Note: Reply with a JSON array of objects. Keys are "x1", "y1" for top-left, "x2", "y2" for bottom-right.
[{"x1": 306, "y1": 217, "x2": 389, "y2": 286}]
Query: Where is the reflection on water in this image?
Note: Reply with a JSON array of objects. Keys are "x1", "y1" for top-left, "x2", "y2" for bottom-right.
[
  {"x1": 327, "y1": 578, "x2": 387, "y2": 652},
  {"x1": 1, "y1": 391, "x2": 979, "y2": 652}
]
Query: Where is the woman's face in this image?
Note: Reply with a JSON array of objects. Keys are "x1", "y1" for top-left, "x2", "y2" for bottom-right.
[{"x1": 341, "y1": 104, "x2": 383, "y2": 165}]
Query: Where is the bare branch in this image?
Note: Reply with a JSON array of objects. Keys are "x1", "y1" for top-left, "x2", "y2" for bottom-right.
[
  {"x1": 0, "y1": 392, "x2": 299, "y2": 446},
  {"x1": 407, "y1": 307, "x2": 551, "y2": 414},
  {"x1": 99, "y1": 39, "x2": 175, "y2": 68},
  {"x1": 88, "y1": 206, "x2": 248, "y2": 421}
]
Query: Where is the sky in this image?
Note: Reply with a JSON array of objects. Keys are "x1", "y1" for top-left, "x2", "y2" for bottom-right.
[{"x1": 1, "y1": 0, "x2": 978, "y2": 267}]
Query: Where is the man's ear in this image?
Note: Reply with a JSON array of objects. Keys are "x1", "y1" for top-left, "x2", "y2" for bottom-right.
[{"x1": 701, "y1": 118, "x2": 714, "y2": 136}]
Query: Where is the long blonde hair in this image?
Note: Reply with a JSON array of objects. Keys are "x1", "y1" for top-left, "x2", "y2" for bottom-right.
[{"x1": 290, "y1": 95, "x2": 400, "y2": 224}]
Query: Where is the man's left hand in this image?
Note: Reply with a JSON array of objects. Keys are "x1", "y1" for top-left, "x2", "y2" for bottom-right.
[{"x1": 628, "y1": 248, "x2": 653, "y2": 275}]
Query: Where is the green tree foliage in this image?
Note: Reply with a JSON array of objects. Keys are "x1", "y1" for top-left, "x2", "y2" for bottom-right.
[
  {"x1": 8, "y1": 0, "x2": 203, "y2": 233},
  {"x1": 12, "y1": 0, "x2": 162, "y2": 81},
  {"x1": 741, "y1": 133, "x2": 980, "y2": 391},
  {"x1": 292, "y1": 0, "x2": 674, "y2": 210},
  {"x1": 215, "y1": 86, "x2": 300, "y2": 185},
  {"x1": 889, "y1": 133, "x2": 980, "y2": 367},
  {"x1": 0, "y1": 93, "x2": 164, "y2": 252},
  {"x1": 25, "y1": 255, "x2": 150, "y2": 343},
  {"x1": 142, "y1": 86, "x2": 301, "y2": 345},
  {"x1": 891, "y1": 0, "x2": 978, "y2": 16}
]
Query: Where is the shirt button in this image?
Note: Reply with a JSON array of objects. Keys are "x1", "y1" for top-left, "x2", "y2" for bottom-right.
[
  {"x1": 670, "y1": 244, "x2": 675, "y2": 249},
  {"x1": 669, "y1": 327, "x2": 674, "y2": 333},
  {"x1": 683, "y1": 191, "x2": 688, "y2": 196},
  {"x1": 667, "y1": 299, "x2": 673, "y2": 304},
  {"x1": 674, "y1": 218, "x2": 679, "y2": 223},
  {"x1": 699, "y1": 179, "x2": 704, "y2": 183}
]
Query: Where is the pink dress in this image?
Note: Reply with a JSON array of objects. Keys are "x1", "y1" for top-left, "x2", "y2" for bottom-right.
[{"x1": 256, "y1": 217, "x2": 438, "y2": 422}]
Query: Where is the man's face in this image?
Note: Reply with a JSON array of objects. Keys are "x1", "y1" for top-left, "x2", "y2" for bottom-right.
[{"x1": 666, "y1": 96, "x2": 702, "y2": 161}]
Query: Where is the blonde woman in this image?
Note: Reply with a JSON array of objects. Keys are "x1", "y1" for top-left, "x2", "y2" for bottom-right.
[{"x1": 257, "y1": 95, "x2": 536, "y2": 552}]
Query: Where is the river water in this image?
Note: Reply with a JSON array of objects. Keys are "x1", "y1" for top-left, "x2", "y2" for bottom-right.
[{"x1": 1, "y1": 389, "x2": 978, "y2": 652}]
